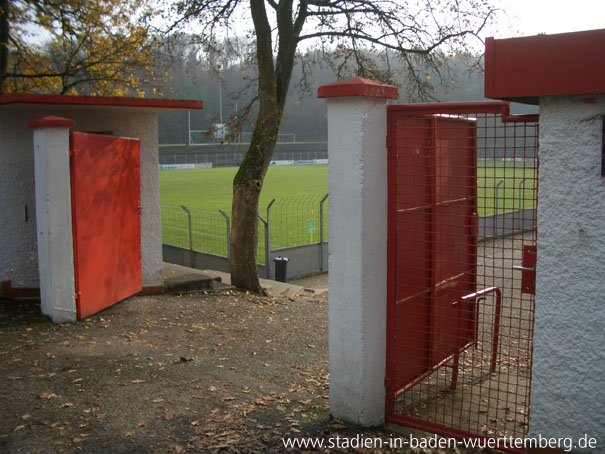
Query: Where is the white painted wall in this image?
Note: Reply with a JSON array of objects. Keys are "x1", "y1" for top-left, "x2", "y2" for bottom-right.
[
  {"x1": 0, "y1": 110, "x2": 39, "y2": 288},
  {"x1": 0, "y1": 105, "x2": 163, "y2": 290},
  {"x1": 31, "y1": 124, "x2": 77, "y2": 322},
  {"x1": 327, "y1": 96, "x2": 388, "y2": 426},
  {"x1": 531, "y1": 95, "x2": 605, "y2": 451}
]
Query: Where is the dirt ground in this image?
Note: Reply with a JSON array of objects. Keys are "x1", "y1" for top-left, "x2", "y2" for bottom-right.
[{"x1": 0, "y1": 289, "x2": 489, "y2": 453}]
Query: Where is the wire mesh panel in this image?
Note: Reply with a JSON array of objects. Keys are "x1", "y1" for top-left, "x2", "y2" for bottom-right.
[
  {"x1": 269, "y1": 194, "x2": 329, "y2": 249},
  {"x1": 386, "y1": 102, "x2": 538, "y2": 452},
  {"x1": 161, "y1": 206, "x2": 231, "y2": 258}
]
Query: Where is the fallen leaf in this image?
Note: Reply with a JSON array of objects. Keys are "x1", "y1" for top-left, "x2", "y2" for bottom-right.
[
  {"x1": 38, "y1": 392, "x2": 57, "y2": 400},
  {"x1": 60, "y1": 403, "x2": 74, "y2": 408},
  {"x1": 131, "y1": 379, "x2": 145, "y2": 384}
]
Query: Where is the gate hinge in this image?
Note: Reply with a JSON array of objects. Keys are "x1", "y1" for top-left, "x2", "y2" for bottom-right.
[
  {"x1": 74, "y1": 292, "x2": 81, "y2": 304},
  {"x1": 68, "y1": 149, "x2": 75, "y2": 158}
]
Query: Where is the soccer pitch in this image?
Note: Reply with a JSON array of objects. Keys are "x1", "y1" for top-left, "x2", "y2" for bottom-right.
[
  {"x1": 160, "y1": 165, "x2": 329, "y2": 212},
  {"x1": 159, "y1": 162, "x2": 536, "y2": 260},
  {"x1": 159, "y1": 163, "x2": 535, "y2": 215}
]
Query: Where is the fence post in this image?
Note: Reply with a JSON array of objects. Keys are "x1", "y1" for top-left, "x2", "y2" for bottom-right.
[
  {"x1": 258, "y1": 214, "x2": 269, "y2": 278},
  {"x1": 320, "y1": 193, "x2": 329, "y2": 271},
  {"x1": 517, "y1": 178, "x2": 526, "y2": 212},
  {"x1": 495, "y1": 178, "x2": 505, "y2": 217},
  {"x1": 180, "y1": 205, "x2": 194, "y2": 267},
  {"x1": 516, "y1": 178, "x2": 527, "y2": 231},
  {"x1": 219, "y1": 209, "x2": 230, "y2": 259},
  {"x1": 265, "y1": 198, "x2": 276, "y2": 279}
]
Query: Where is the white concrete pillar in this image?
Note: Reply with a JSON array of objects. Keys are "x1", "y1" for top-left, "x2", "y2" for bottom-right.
[
  {"x1": 318, "y1": 78, "x2": 398, "y2": 426},
  {"x1": 27, "y1": 116, "x2": 77, "y2": 323}
]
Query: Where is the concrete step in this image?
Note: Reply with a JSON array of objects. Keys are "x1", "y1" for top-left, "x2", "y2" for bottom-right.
[{"x1": 163, "y1": 263, "x2": 226, "y2": 294}]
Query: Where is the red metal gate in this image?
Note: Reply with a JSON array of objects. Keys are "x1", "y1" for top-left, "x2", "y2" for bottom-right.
[
  {"x1": 70, "y1": 132, "x2": 142, "y2": 320},
  {"x1": 386, "y1": 102, "x2": 538, "y2": 452}
]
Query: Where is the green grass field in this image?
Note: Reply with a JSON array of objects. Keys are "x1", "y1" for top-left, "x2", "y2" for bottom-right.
[
  {"x1": 160, "y1": 165, "x2": 329, "y2": 211},
  {"x1": 160, "y1": 165, "x2": 329, "y2": 261},
  {"x1": 159, "y1": 162, "x2": 536, "y2": 261}
]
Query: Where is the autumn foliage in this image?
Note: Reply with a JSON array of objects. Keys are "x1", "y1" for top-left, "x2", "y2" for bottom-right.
[{"x1": 0, "y1": 0, "x2": 159, "y2": 95}]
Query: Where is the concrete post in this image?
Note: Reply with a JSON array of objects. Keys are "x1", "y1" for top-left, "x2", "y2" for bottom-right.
[
  {"x1": 27, "y1": 116, "x2": 77, "y2": 323},
  {"x1": 318, "y1": 78, "x2": 398, "y2": 426}
]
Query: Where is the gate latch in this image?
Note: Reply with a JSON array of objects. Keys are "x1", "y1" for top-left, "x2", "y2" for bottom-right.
[{"x1": 513, "y1": 245, "x2": 537, "y2": 295}]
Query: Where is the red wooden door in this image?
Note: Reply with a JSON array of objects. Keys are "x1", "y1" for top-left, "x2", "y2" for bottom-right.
[{"x1": 70, "y1": 132, "x2": 142, "y2": 319}]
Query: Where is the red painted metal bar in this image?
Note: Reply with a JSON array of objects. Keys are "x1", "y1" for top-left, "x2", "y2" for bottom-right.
[
  {"x1": 501, "y1": 113, "x2": 539, "y2": 123},
  {"x1": 388, "y1": 101, "x2": 510, "y2": 115},
  {"x1": 395, "y1": 353, "x2": 456, "y2": 397},
  {"x1": 388, "y1": 414, "x2": 525, "y2": 454},
  {"x1": 428, "y1": 117, "x2": 438, "y2": 367},
  {"x1": 460, "y1": 287, "x2": 502, "y2": 372},
  {"x1": 450, "y1": 287, "x2": 501, "y2": 388},
  {"x1": 384, "y1": 106, "x2": 398, "y2": 419},
  {"x1": 388, "y1": 101, "x2": 539, "y2": 124}
]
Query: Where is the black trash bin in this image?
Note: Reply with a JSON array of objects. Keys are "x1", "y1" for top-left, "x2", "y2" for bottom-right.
[{"x1": 273, "y1": 257, "x2": 289, "y2": 282}]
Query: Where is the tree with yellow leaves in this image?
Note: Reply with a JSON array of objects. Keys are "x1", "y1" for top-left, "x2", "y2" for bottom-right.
[{"x1": 0, "y1": 0, "x2": 159, "y2": 95}]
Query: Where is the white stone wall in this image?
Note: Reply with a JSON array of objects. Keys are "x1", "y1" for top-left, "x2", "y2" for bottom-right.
[
  {"x1": 531, "y1": 95, "x2": 605, "y2": 450},
  {"x1": 0, "y1": 105, "x2": 163, "y2": 290}
]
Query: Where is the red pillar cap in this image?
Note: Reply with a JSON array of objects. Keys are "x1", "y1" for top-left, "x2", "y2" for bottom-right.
[
  {"x1": 27, "y1": 115, "x2": 76, "y2": 129},
  {"x1": 317, "y1": 77, "x2": 398, "y2": 100}
]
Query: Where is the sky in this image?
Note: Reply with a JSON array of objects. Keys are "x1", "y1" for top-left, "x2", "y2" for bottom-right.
[{"x1": 488, "y1": 0, "x2": 605, "y2": 38}]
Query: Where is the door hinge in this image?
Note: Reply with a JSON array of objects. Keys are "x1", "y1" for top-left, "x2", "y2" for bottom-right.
[{"x1": 74, "y1": 292, "x2": 81, "y2": 304}]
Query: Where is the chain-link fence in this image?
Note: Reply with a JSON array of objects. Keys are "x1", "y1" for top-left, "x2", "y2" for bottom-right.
[
  {"x1": 267, "y1": 194, "x2": 329, "y2": 250},
  {"x1": 161, "y1": 193, "x2": 329, "y2": 267},
  {"x1": 161, "y1": 206, "x2": 232, "y2": 258}
]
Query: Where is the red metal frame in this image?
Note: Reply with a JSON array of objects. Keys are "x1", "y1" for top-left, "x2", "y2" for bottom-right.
[
  {"x1": 485, "y1": 29, "x2": 605, "y2": 104},
  {"x1": 386, "y1": 102, "x2": 538, "y2": 454},
  {"x1": 0, "y1": 92, "x2": 203, "y2": 110}
]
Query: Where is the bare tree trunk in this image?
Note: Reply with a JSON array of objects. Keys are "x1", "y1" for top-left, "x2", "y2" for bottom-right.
[
  {"x1": 0, "y1": 0, "x2": 9, "y2": 94},
  {"x1": 229, "y1": 0, "x2": 301, "y2": 293},
  {"x1": 230, "y1": 107, "x2": 282, "y2": 294}
]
